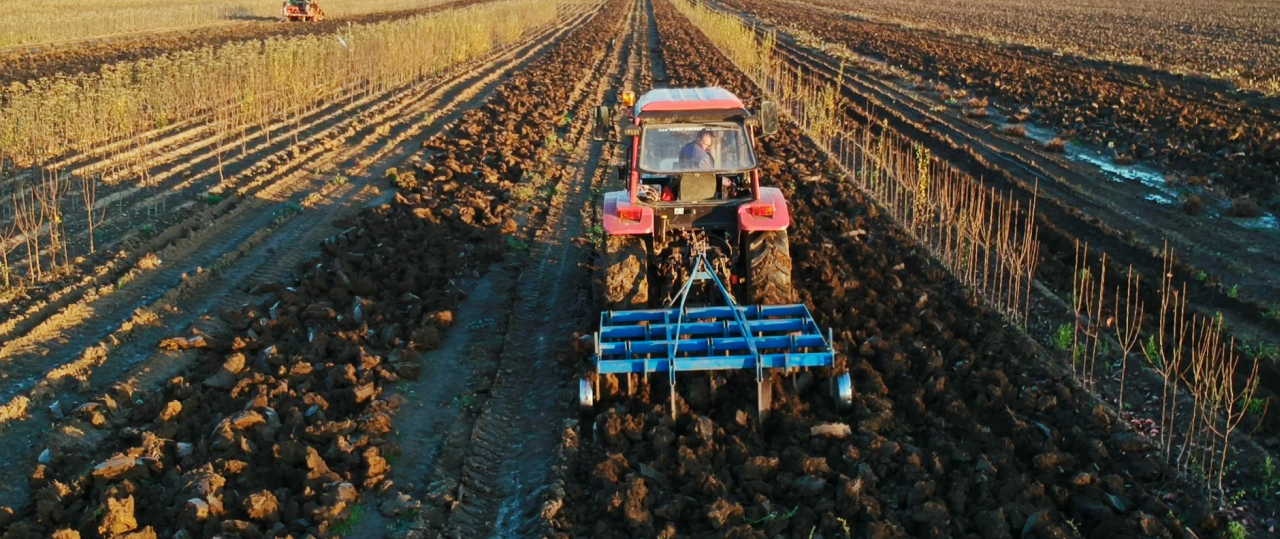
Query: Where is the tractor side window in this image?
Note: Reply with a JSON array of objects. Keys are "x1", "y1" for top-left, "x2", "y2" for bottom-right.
[{"x1": 639, "y1": 123, "x2": 756, "y2": 173}]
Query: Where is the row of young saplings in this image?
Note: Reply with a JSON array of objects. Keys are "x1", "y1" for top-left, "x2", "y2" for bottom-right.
[
  {"x1": 676, "y1": 0, "x2": 1271, "y2": 510},
  {"x1": 1066, "y1": 241, "x2": 1268, "y2": 508},
  {"x1": 0, "y1": 0, "x2": 568, "y2": 295}
]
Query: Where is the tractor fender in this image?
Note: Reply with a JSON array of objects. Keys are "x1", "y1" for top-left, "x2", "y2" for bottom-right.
[
  {"x1": 602, "y1": 190, "x2": 654, "y2": 235},
  {"x1": 738, "y1": 187, "x2": 790, "y2": 231}
]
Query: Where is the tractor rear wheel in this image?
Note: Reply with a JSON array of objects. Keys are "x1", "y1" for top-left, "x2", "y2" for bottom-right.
[
  {"x1": 603, "y1": 235, "x2": 649, "y2": 309},
  {"x1": 746, "y1": 230, "x2": 794, "y2": 305}
]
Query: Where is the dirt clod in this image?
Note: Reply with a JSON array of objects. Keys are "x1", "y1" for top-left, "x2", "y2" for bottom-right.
[
  {"x1": 244, "y1": 490, "x2": 280, "y2": 522},
  {"x1": 705, "y1": 498, "x2": 743, "y2": 529},
  {"x1": 98, "y1": 495, "x2": 138, "y2": 535}
]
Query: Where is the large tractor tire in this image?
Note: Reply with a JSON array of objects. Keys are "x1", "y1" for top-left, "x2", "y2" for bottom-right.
[
  {"x1": 603, "y1": 235, "x2": 649, "y2": 309},
  {"x1": 746, "y1": 230, "x2": 794, "y2": 305}
]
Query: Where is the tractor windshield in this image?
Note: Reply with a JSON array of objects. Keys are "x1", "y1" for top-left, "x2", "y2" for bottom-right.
[{"x1": 638, "y1": 123, "x2": 756, "y2": 173}]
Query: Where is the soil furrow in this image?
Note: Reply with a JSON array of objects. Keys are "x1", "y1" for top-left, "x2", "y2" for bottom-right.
[
  {"x1": 762, "y1": 32, "x2": 1280, "y2": 341},
  {"x1": 438, "y1": 3, "x2": 641, "y2": 536}
]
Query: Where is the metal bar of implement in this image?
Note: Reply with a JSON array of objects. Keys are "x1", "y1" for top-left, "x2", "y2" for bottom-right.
[
  {"x1": 604, "y1": 304, "x2": 812, "y2": 323},
  {"x1": 600, "y1": 318, "x2": 810, "y2": 339},
  {"x1": 599, "y1": 334, "x2": 830, "y2": 356},
  {"x1": 597, "y1": 352, "x2": 834, "y2": 374}
]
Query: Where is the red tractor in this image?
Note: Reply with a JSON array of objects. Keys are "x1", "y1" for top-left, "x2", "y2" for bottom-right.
[
  {"x1": 592, "y1": 87, "x2": 789, "y2": 308},
  {"x1": 281, "y1": 0, "x2": 326, "y2": 22},
  {"x1": 582, "y1": 88, "x2": 851, "y2": 418}
]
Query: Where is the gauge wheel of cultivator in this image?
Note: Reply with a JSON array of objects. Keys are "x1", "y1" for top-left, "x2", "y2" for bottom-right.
[
  {"x1": 746, "y1": 230, "x2": 794, "y2": 305},
  {"x1": 832, "y1": 371, "x2": 853, "y2": 410},
  {"x1": 603, "y1": 235, "x2": 649, "y2": 309},
  {"x1": 578, "y1": 376, "x2": 595, "y2": 415}
]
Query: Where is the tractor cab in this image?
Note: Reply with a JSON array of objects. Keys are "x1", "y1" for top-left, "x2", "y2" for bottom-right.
[
  {"x1": 594, "y1": 88, "x2": 781, "y2": 239},
  {"x1": 632, "y1": 114, "x2": 756, "y2": 203}
]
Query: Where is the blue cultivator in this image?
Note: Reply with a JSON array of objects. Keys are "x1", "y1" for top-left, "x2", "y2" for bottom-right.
[{"x1": 579, "y1": 251, "x2": 852, "y2": 419}]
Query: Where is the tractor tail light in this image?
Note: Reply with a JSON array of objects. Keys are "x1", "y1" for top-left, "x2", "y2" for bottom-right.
[
  {"x1": 748, "y1": 203, "x2": 775, "y2": 218},
  {"x1": 618, "y1": 206, "x2": 643, "y2": 222}
]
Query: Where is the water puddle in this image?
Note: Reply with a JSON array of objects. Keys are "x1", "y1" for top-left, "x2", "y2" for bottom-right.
[
  {"x1": 993, "y1": 118, "x2": 1278, "y2": 231},
  {"x1": 1232, "y1": 213, "x2": 1279, "y2": 231}
]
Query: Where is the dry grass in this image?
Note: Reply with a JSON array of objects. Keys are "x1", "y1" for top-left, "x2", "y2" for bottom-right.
[
  {"x1": 1043, "y1": 137, "x2": 1068, "y2": 153},
  {"x1": 0, "y1": 0, "x2": 454, "y2": 47}
]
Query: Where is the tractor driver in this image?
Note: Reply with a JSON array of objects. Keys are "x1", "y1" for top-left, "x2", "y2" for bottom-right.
[{"x1": 679, "y1": 129, "x2": 716, "y2": 170}]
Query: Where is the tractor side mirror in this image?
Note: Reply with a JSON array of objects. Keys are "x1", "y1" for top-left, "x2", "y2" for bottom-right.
[
  {"x1": 592, "y1": 105, "x2": 612, "y2": 141},
  {"x1": 759, "y1": 101, "x2": 779, "y2": 136}
]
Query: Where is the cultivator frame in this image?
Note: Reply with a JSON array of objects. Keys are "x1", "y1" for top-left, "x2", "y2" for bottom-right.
[{"x1": 580, "y1": 251, "x2": 852, "y2": 419}]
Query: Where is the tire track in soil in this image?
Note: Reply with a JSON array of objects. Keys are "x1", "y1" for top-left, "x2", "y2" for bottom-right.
[
  {"x1": 423, "y1": 2, "x2": 643, "y2": 537},
  {"x1": 0, "y1": 9, "x2": 598, "y2": 513}
]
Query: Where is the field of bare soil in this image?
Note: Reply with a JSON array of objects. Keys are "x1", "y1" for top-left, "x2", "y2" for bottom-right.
[
  {"x1": 778, "y1": 0, "x2": 1280, "y2": 95},
  {"x1": 2, "y1": 0, "x2": 1279, "y2": 538}
]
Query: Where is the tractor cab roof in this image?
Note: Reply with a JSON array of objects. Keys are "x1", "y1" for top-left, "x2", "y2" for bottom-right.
[{"x1": 634, "y1": 87, "x2": 748, "y2": 117}]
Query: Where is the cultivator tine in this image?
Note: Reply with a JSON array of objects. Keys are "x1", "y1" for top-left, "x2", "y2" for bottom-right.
[{"x1": 757, "y1": 374, "x2": 771, "y2": 422}]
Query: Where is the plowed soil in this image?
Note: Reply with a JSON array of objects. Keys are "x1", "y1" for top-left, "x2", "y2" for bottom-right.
[
  {"x1": 550, "y1": 2, "x2": 1277, "y2": 539},
  {"x1": 3, "y1": 0, "x2": 1278, "y2": 538}
]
